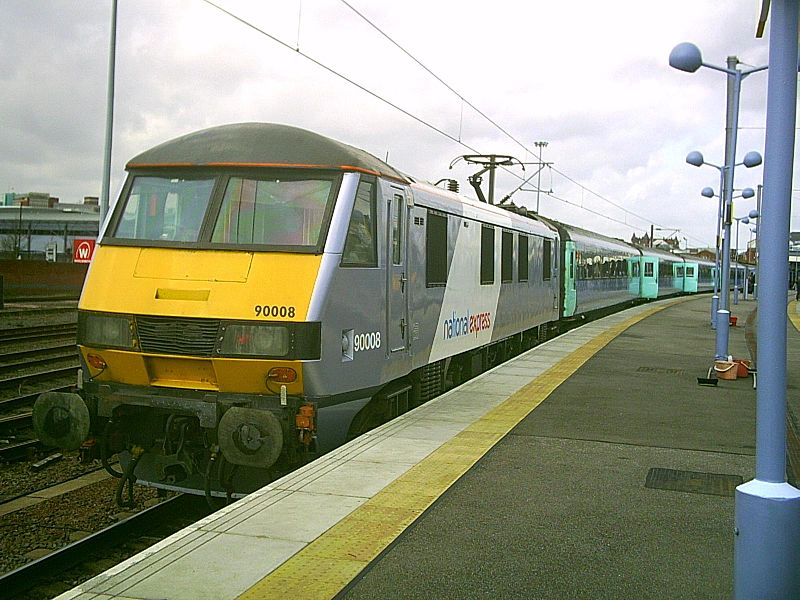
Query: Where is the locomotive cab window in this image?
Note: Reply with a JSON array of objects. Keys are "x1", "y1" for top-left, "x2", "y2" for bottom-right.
[
  {"x1": 212, "y1": 176, "x2": 332, "y2": 248},
  {"x1": 108, "y1": 171, "x2": 338, "y2": 252},
  {"x1": 342, "y1": 179, "x2": 377, "y2": 267},
  {"x1": 112, "y1": 176, "x2": 215, "y2": 242}
]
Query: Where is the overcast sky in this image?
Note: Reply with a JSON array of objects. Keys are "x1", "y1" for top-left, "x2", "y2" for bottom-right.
[{"x1": 0, "y1": 1, "x2": 792, "y2": 249}]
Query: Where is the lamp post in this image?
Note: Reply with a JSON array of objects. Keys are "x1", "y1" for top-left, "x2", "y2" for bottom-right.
[
  {"x1": 100, "y1": 0, "x2": 118, "y2": 226},
  {"x1": 736, "y1": 2, "x2": 800, "y2": 595},
  {"x1": 733, "y1": 207, "x2": 758, "y2": 305},
  {"x1": 671, "y1": 42, "x2": 766, "y2": 359},
  {"x1": 748, "y1": 224, "x2": 759, "y2": 300},
  {"x1": 689, "y1": 151, "x2": 762, "y2": 355},
  {"x1": 701, "y1": 187, "x2": 755, "y2": 305},
  {"x1": 675, "y1": 7, "x2": 800, "y2": 596},
  {"x1": 700, "y1": 182, "x2": 724, "y2": 328}
]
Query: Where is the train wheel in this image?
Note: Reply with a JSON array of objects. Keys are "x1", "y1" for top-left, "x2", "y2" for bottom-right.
[{"x1": 346, "y1": 400, "x2": 384, "y2": 441}]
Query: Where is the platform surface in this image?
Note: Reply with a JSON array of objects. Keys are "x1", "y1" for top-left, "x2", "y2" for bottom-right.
[{"x1": 57, "y1": 295, "x2": 800, "y2": 600}]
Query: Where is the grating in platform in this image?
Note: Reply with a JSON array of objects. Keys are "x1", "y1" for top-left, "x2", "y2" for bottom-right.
[{"x1": 644, "y1": 467, "x2": 742, "y2": 497}]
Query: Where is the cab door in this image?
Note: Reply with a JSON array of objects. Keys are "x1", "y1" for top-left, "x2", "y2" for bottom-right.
[{"x1": 386, "y1": 186, "x2": 409, "y2": 353}]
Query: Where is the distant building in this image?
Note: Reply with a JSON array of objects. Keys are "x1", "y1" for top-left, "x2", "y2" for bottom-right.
[
  {"x1": 630, "y1": 232, "x2": 680, "y2": 251},
  {"x1": 684, "y1": 248, "x2": 716, "y2": 262},
  {"x1": 0, "y1": 194, "x2": 100, "y2": 260},
  {"x1": 14, "y1": 192, "x2": 53, "y2": 208}
]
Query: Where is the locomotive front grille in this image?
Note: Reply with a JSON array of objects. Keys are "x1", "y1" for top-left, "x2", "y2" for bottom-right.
[{"x1": 136, "y1": 316, "x2": 220, "y2": 356}]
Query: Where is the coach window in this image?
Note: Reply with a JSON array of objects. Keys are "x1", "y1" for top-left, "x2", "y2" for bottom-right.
[
  {"x1": 341, "y1": 180, "x2": 377, "y2": 267},
  {"x1": 480, "y1": 225, "x2": 495, "y2": 285},
  {"x1": 518, "y1": 234, "x2": 529, "y2": 282},
  {"x1": 644, "y1": 262, "x2": 654, "y2": 277},
  {"x1": 426, "y1": 211, "x2": 448, "y2": 286},
  {"x1": 686, "y1": 266, "x2": 695, "y2": 277},
  {"x1": 542, "y1": 238, "x2": 552, "y2": 281},
  {"x1": 392, "y1": 193, "x2": 404, "y2": 265},
  {"x1": 501, "y1": 230, "x2": 513, "y2": 283}
]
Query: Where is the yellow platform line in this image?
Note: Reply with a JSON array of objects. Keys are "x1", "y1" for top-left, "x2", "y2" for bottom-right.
[{"x1": 237, "y1": 299, "x2": 686, "y2": 600}]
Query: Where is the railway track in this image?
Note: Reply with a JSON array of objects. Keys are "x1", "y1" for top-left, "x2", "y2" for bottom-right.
[
  {"x1": 0, "y1": 493, "x2": 212, "y2": 600},
  {"x1": 0, "y1": 305, "x2": 79, "y2": 461},
  {"x1": 0, "y1": 383, "x2": 76, "y2": 461},
  {"x1": 0, "y1": 323, "x2": 77, "y2": 345},
  {"x1": 0, "y1": 340, "x2": 76, "y2": 368}
]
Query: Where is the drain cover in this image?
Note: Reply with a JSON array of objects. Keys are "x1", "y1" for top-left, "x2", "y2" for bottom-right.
[
  {"x1": 645, "y1": 467, "x2": 743, "y2": 497},
  {"x1": 636, "y1": 366, "x2": 686, "y2": 375}
]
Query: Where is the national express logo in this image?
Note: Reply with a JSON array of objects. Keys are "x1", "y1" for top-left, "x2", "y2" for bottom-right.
[{"x1": 442, "y1": 310, "x2": 492, "y2": 340}]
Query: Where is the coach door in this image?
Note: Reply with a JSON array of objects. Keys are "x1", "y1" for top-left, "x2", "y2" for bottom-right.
[{"x1": 386, "y1": 186, "x2": 409, "y2": 354}]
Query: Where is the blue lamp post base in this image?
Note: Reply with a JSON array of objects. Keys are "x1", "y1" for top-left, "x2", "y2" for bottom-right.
[
  {"x1": 734, "y1": 480, "x2": 800, "y2": 599},
  {"x1": 715, "y1": 309, "x2": 730, "y2": 359}
]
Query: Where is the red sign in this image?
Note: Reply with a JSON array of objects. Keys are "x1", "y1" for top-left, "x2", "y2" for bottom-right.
[{"x1": 73, "y1": 239, "x2": 96, "y2": 263}]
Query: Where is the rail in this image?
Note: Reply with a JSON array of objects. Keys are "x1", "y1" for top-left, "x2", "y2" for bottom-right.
[{"x1": 0, "y1": 494, "x2": 211, "y2": 600}]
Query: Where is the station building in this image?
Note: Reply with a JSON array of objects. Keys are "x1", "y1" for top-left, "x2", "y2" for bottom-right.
[{"x1": 0, "y1": 193, "x2": 100, "y2": 261}]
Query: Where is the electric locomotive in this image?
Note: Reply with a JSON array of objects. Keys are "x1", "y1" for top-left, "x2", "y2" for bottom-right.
[{"x1": 34, "y1": 123, "x2": 562, "y2": 501}]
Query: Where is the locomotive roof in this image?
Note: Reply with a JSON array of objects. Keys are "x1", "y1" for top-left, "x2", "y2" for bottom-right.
[{"x1": 126, "y1": 122, "x2": 410, "y2": 182}]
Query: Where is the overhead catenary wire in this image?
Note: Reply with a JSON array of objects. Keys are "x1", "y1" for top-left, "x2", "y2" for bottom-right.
[
  {"x1": 200, "y1": 0, "x2": 474, "y2": 152},
  {"x1": 336, "y1": 1, "x2": 689, "y2": 238},
  {"x1": 338, "y1": 0, "x2": 531, "y2": 156},
  {"x1": 201, "y1": 1, "x2": 700, "y2": 245}
]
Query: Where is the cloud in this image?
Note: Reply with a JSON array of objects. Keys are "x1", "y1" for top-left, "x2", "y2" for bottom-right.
[{"x1": 0, "y1": 0, "x2": 791, "y2": 245}]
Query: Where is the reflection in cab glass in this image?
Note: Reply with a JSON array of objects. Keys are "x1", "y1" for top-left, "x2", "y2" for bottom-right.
[
  {"x1": 111, "y1": 174, "x2": 335, "y2": 249},
  {"x1": 212, "y1": 177, "x2": 331, "y2": 247},
  {"x1": 114, "y1": 177, "x2": 215, "y2": 242}
]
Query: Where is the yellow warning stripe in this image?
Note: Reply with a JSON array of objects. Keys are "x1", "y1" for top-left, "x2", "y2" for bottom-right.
[{"x1": 237, "y1": 298, "x2": 687, "y2": 600}]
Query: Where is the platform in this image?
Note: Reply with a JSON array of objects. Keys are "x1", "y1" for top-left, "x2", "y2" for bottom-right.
[{"x1": 57, "y1": 295, "x2": 799, "y2": 600}]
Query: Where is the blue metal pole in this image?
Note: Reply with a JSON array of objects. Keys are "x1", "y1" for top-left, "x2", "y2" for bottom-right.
[
  {"x1": 734, "y1": 0, "x2": 800, "y2": 596},
  {"x1": 715, "y1": 69, "x2": 741, "y2": 359},
  {"x1": 733, "y1": 219, "x2": 740, "y2": 305},
  {"x1": 711, "y1": 171, "x2": 724, "y2": 329}
]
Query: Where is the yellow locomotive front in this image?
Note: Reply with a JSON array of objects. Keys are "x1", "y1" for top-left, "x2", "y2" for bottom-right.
[{"x1": 33, "y1": 123, "x2": 406, "y2": 503}]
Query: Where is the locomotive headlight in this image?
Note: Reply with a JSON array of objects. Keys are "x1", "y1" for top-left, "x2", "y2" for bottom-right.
[
  {"x1": 219, "y1": 324, "x2": 289, "y2": 357},
  {"x1": 78, "y1": 312, "x2": 135, "y2": 349}
]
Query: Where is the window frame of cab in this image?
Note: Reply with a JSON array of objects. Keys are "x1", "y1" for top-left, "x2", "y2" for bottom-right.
[{"x1": 102, "y1": 167, "x2": 344, "y2": 254}]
